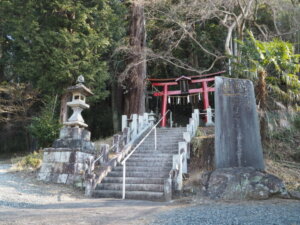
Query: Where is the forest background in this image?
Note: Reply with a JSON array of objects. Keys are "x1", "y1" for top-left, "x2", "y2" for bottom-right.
[{"x1": 0, "y1": 0, "x2": 300, "y2": 155}]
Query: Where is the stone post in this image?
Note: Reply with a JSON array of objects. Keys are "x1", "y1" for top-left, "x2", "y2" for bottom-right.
[
  {"x1": 205, "y1": 107, "x2": 214, "y2": 127},
  {"x1": 131, "y1": 114, "x2": 138, "y2": 139},
  {"x1": 121, "y1": 115, "x2": 128, "y2": 132}
]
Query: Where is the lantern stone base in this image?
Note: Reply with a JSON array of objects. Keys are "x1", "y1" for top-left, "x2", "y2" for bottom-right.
[
  {"x1": 37, "y1": 148, "x2": 94, "y2": 186},
  {"x1": 53, "y1": 126, "x2": 95, "y2": 153},
  {"x1": 38, "y1": 126, "x2": 95, "y2": 186}
]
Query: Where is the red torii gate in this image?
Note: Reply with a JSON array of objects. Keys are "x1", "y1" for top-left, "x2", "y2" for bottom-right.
[{"x1": 148, "y1": 71, "x2": 225, "y2": 127}]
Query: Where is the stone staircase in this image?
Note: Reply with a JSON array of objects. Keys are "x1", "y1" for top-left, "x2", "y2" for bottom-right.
[{"x1": 92, "y1": 127, "x2": 186, "y2": 201}]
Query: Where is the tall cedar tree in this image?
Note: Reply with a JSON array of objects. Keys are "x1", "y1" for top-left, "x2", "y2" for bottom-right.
[{"x1": 124, "y1": 1, "x2": 146, "y2": 115}]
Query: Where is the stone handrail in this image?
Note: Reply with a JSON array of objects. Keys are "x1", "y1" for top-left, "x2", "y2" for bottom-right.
[{"x1": 84, "y1": 113, "x2": 153, "y2": 196}]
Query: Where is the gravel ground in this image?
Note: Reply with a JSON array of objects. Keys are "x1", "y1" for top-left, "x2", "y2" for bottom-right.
[
  {"x1": 0, "y1": 163, "x2": 85, "y2": 208},
  {"x1": 147, "y1": 200, "x2": 300, "y2": 225},
  {"x1": 0, "y1": 162, "x2": 300, "y2": 225}
]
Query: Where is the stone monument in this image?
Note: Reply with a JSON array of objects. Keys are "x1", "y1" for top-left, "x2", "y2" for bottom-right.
[
  {"x1": 38, "y1": 76, "x2": 95, "y2": 186},
  {"x1": 201, "y1": 77, "x2": 288, "y2": 200},
  {"x1": 214, "y1": 76, "x2": 265, "y2": 170}
]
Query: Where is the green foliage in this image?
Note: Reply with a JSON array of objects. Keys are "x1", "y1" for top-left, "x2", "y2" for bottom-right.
[
  {"x1": 294, "y1": 114, "x2": 300, "y2": 130},
  {"x1": 1, "y1": 0, "x2": 126, "y2": 100},
  {"x1": 234, "y1": 31, "x2": 300, "y2": 104},
  {"x1": 0, "y1": 0, "x2": 126, "y2": 144},
  {"x1": 270, "y1": 129, "x2": 294, "y2": 142},
  {"x1": 28, "y1": 97, "x2": 61, "y2": 148}
]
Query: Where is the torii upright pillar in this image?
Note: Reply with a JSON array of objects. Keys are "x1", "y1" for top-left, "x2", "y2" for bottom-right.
[
  {"x1": 202, "y1": 81, "x2": 210, "y2": 122},
  {"x1": 161, "y1": 84, "x2": 168, "y2": 127}
]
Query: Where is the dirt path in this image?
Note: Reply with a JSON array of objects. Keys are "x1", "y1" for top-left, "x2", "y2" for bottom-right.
[
  {"x1": 0, "y1": 163, "x2": 174, "y2": 225},
  {"x1": 0, "y1": 162, "x2": 299, "y2": 225}
]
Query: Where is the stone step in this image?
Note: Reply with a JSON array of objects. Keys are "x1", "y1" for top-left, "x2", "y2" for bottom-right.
[
  {"x1": 156, "y1": 128, "x2": 185, "y2": 131},
  {"x1": 130, "y1": 153, "x2": 173, "y2": 158},
  {"x1": 138, "y1": 146, "x2": 179, "y2": 150},
  {"x1": 147, "y1": 132, "x2": 184, "y2": 135},
  {"x1": 113, "y1": 166, "x2": 171, "y2": 172},
  {"x1": 124, "y1": 161, "x2": 172, "y2": 167},
  {"x1": 102, "y1": 177, "x2": 165, "y2": 184},
  {"x1": 143, "y1": 135, "x2": 182, "y2": 138},
  {"x1": 137, "y1": 149, "x2": 178, "y2": 154},
  {"x1": 146, "y1": 132, "x2": 183, "y2": 139},
  {"x1": 129, "y1": 156, "x2": 172, "y2": 161},
  {"x1": 140, "y1": 142, "x2": 182, "y2": 146},
  {"x1": 97, "y1": 183, "x2": 164, "y2": 192},
  {"x1": 143, "y1": 135, "x2": 183, "y2": 139},
  {"x1": 139, "y1": 144, "x2": 178, "y2": 148},
  {"x1": 92, "y1": 190, "x2": 164, "y2": 201},
  {"x1": 146, "y1": 132, "x2": 184, "y2": 135},
  {"x1": 141, "y1": 142, "x2": 182, "y2": 146},
  {"x1": 141, "y1": 140, "x2": 181, "y2": 143},
  {"x1": 107, "y1": 171, "x2": 169, "y2": 178},
  {"x1": 126, "y1": 158, "x2": 170, "y2": 163},
  {"x1": 93, "y1": 126, "x2": 187, "y2": 201},
  {"x1": 145, "y1": 135, "x2": 183, "y2": 138}
]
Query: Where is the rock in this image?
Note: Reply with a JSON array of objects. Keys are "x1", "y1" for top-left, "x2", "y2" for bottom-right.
[
  {"x1": 202, "y1": 167, "x2": 289, "y2": 200},
  {"x1": 289, "y1": 191, "x2": 300, "y2": 200}
]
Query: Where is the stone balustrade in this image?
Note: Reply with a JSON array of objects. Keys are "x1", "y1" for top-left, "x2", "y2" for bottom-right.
[
  {"x1": 170, "y1": 109, "x2": 200, "y2": 191},
  {"x1": 84, "y1": 113, "x2": 152, "y2": 196}
]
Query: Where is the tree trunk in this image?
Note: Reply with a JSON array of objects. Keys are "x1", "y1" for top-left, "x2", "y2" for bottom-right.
[
  {"x1": 257, "y1": 69, "x2": 267, "y2": 142},
  {"x1": 59, "y1": 93, "x2": 70, "y2": 124},
  {"x1": 111, "y1": 81, "x2": 123, "y2": 132},
  {"x1": 124, "y1": 0, "x2": 146, "y2": 116}
]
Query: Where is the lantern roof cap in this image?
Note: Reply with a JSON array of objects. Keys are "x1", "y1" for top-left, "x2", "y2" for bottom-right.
[
  {"x1": 175, "y1": 76, "x2": 192, "y2": 82},
  {"x1": 67, "y1": 82, "x2": 93, "y2": 97}
]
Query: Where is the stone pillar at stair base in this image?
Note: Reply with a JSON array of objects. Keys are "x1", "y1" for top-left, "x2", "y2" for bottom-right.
[
  {"x1": 178, "y1": 142, "x2": 187, "y2": 174},
  {"x1": 164, "y1": 178, "x2": 172, "y2": 201}
]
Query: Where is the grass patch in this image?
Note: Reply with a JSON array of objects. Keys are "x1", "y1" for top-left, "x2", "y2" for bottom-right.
[
  {"x1": 266, "y1": 159, "x2": 300, "y2": 191},
  {"x1": 11, "y1": 151, "x2": 43, "y2": 171},
  {"x1": 190, "y1": 127, "x2": 215, "y2": 171},
  {"x1": 294, "y1": 114, "x2": 300, "y2": 130}
]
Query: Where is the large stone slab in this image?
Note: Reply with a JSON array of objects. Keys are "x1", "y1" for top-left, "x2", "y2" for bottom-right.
[
  {"x1": 201, "y1": 167, "x2": 288, "y2": 200},
  {"x1": 215, "y1": 77, "x2": 265, "y2": 170}
]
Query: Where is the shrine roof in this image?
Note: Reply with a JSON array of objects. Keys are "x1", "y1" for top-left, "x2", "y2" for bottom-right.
[{"x1": 175, "y1": 76, "x2": 192, "y2": 82}]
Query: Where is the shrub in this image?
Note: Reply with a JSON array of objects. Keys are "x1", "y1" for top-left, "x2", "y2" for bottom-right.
[
  {"x1": 294, "y1": 114, "x2": 300, "y2": 130},
  {"x1": 28, "y1": 96, "x2": 61, "y2": 148},
  {"x1": 15, "y1": 151, "x2": 43, "y2": 170}
]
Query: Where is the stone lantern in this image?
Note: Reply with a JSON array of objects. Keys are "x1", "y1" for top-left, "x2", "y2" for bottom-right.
[
  {"x1": 53, "y1": 75, "x2": 95, "y2": 151},
  {"x1": 38, "y1": 75, "x2": 95, "y2": 185},
  {"x1": 64, "y1": 75, "x2": 93, "y2": 128}
]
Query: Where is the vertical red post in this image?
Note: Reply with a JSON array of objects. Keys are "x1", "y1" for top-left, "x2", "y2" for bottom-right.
[
  {"x1": 161, "y1": 84, "x2": 168, "y2": 127},
  {"x1": 202, "y1": 81, "x2": 210, "y2": 122}
]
